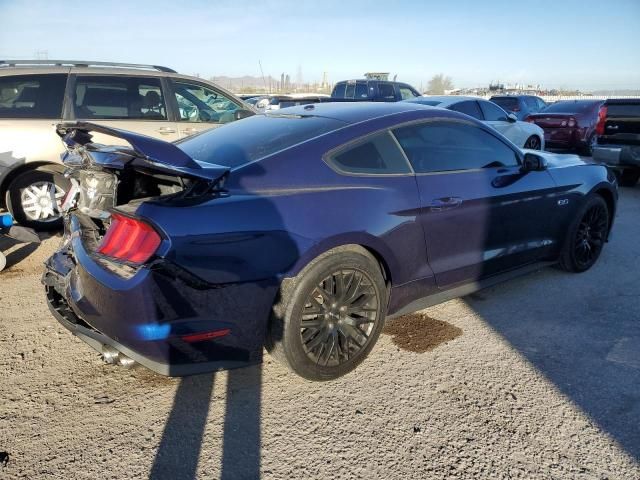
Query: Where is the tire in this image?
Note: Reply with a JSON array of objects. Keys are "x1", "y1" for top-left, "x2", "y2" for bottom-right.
[
  {"x1": 4, "y1": 166, "x2": 70, "y2": 231},
  {"x1": 618, "y1": 169, "x2": 640, "y2": 187},
  {"x1": 558, "y1": 195, "x2": 609, "y2": 273},
  {"x1": 523, "y1": 135, "x2": 542, "y2": 150},
  {"x1": 266, "y1": 246, "x2": 387, "y2": 381}
]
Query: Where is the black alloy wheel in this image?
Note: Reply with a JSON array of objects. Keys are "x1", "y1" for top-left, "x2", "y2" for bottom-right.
[
  {"x1": 300, "y1": 269, "x2": 379, "y2": 367},
  {"x1": 558, "y1": 195, "x2": 609, "y2": 273},
  {"x1": 573, "y1": 203, "x2": 608, "y2": 270},
  {"x1": 266, "y1": 246, "x2": 387, "y2": 381}
]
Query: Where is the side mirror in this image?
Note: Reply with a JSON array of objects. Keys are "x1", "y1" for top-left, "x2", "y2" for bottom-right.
[
  {"x1": 234, "y1": 109, "x2": 255, "y2": 121},
  {"x1": 507, "y1": 113, "x2": 518, "y2": 123},
  {"x1": 521, "y1": 152, "x2": 548, "y2": 172}
]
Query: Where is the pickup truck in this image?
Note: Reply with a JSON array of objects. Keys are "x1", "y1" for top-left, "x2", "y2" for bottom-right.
[
  {"x1": 592, "y1": 99, "x2": 640, "y2": 186},
  {"x1": 330, "y1": 79, "x2": 421, "y2": 102}
]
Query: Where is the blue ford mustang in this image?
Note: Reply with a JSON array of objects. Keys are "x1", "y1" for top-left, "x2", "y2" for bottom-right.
[{"x1": 43, "y1": 102, "x2": 617, "y2": 380}]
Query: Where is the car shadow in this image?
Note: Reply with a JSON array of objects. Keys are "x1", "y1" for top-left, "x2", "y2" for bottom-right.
[{"x1": 464, "y1": 263, "x2": 640, "y2": 460}]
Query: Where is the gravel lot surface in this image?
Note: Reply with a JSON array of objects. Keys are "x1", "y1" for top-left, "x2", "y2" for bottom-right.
[{"x1": 1, "y1": 187, "x2": 639, "y2": 480}]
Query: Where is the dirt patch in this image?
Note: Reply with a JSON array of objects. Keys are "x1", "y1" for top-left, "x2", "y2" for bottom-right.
[{"x1": 383, "y1": 313, "x2": 462, "y2": 353}]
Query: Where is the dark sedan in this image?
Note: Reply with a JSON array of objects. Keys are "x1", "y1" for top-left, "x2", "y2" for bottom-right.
[
  {"x1": 525, "y1": 100, "x2": 604, "y2": 155},
  {"x1": 43, "y1": 103, "x2": 617, "y2": 381}
]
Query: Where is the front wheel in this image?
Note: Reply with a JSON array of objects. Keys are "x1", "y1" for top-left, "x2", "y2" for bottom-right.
[
  {"x1": 5, "y1": 167, "x2": 69, "y2": 231},
  {"x1": 267, "y1": 247, "x2": 387, "y2": 381},
  {"x1": 558, "y1": 195, "x2": 609, "y2": 273},
  {"x1": 523, "y1": 135, "x2": 542, "y2": 150}
]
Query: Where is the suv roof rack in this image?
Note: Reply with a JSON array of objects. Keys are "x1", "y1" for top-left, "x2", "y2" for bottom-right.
[{"x1": 0, "y1": 60, "x2": 177, "y2": 73}]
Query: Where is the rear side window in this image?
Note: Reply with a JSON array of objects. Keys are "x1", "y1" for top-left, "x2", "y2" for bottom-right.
[
  {"x1": 74, "y1": 76, "x2": 167, "y2": 120},
  {"x1": 0, "y1": 74, "x2": 66, "y2": 119},
  {"x1": 327, "y1": 132, "x2": 412, "y2": 175},
  {"x1": 479, "y1": 101, "x2": 509, "y2": 121},
  {"x1": 449, "y1": 101, "x2": 483, "y2": 120},
  {"x1": 392, "y1": 121, "x2": 519, "y2": 173},
  {"x1": 331, "y1": 82, "x2": 346, "y2": 98},
  {"x1": 178, "y1": 114, "x2": 346, "y2": 168}
]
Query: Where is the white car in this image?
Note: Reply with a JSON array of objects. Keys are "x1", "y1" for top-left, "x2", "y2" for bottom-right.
[{"x1": 405, "y1": 96, "x2": 545, "y2": 150}]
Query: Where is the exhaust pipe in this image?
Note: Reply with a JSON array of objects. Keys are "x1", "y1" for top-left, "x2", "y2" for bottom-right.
[{"x1": 101, "y1": 345, "x2": 136, "y2": 369}]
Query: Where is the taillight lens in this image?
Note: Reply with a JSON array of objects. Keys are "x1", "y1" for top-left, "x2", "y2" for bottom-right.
[
  {"x1": 568, "y1": 117, "x2": 576, "y2": 127},
  {"x1": 595, "y1": 106, "x2": 607, "y2": 135},
  {"x1": 98, "y1": 213, "x2": 161, "y2": 264},
  {"x1": 524, "y1": 116, "x2": 535, "y2": 123}
]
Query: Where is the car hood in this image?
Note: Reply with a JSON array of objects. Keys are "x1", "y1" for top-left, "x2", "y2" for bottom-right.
[{"x1": 524, "y1": 149, "x2": 589, "y2": 168}]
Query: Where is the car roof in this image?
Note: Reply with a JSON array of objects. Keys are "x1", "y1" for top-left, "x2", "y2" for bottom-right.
[
  {"x1": 273, "y1": 101, "x2": 436, "y2": 124},
  {"x1": 406, "y1": 95, "x2": 482, "y2": 106}
]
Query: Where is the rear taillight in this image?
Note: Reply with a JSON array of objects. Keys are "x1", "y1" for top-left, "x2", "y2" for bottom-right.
[
  {"x1": 595, "y1": 106, "x2": 607, "y2": 135},
  {"x1": 524, "y1": 116, "x2": 535, "y2": 123},
  {"x1": 568, "y1": 117, "x2": 577, "y2": 128},
  {"x1": 98, "y1": 213, "x2": 161, "y2": 264}
]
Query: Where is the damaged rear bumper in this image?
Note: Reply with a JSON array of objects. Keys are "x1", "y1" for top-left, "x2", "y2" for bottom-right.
[{"x1": 42, "y1": 215, "x2": 278, "y2": 376}]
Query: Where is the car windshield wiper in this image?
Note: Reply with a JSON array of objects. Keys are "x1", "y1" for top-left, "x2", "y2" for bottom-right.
[{"x1": 265, "y1": 113, "x2": 315, "y2": 119}]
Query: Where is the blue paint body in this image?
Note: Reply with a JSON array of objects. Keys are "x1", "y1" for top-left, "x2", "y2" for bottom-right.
[{"x1": 44, "y1": 103, "x2": 618, "y2": 376}]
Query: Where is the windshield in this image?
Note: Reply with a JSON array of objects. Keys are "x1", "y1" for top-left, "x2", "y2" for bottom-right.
[
  {"x1": 542, "y1": 101, "x2": 600, "y2": 114},
  {"x1": 177, "y1": 114, "x2": 347, "y2": 168},
  {"x1": 490, "y1": 97, "x2": 519, "y2": 111}
]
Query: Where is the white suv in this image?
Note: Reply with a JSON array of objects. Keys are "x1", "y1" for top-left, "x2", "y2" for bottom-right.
[{"x1": 0, "y1": 60, "x2": 254, "y2": 229}]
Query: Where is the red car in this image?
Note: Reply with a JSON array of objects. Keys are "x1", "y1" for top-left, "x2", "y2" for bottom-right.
[{"x1": 525, "y1": 100, "x2": 604, "y2": 155}]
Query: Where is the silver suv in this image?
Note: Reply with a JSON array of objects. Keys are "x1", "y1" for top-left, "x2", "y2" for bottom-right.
[{"x1": 0, "y1": 60, "x2": 254, "y2": 229}]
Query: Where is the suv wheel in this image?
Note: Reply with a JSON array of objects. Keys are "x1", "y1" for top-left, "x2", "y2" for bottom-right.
[
  {"x1": 5, "y1": 167, "x2": 70, "y2": 230},
  {"x1": 267, "y1": 247, "x2": 387, "y2": 381}
]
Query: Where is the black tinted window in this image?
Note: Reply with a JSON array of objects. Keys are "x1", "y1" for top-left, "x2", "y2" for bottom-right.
[
  {"x1": 355, "y1": 82, "x2": 369, "y2": 99},
  {"x1": 329, "y1": 132, "x2": 411, "y2": 175},
  {"x1": 490, "y1": 97, "x2": 519, "y2": 112},
  {"x1": 479, "y1": 101, "x2": 509, "y2": 121},
  {"x1": 378, "y1": 83, "x2": 395, "y2": 99},
  {"x1": 0, "y1": 74, "x2": 66, "y2": 119},
  {"x1": 74, "y1": 76, "x2": 167, "y2": 120},
  {"x1": 392, "y1": 121, "x2": 518, "y2": 173},
  {"x1": 178, "y1": 114, "x2": 345, "y2": 168},
  {"x1": 449, "y1": 101, "x2": 482, "y2": 120}
]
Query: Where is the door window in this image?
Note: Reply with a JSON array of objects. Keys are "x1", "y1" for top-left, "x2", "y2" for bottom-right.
[
  {"x1": 74, "y1": 76, "x2": 167, "y2": 120},
  {"x1": 0, "y1": 74, "x2": 66, "y2": 119},
  {"x1": 399, "y1": 87, "x2": 418, "y2": 100},
  {"x1": 378, "y1": 83, "x2": 395, "y2": 100},
  {"x1": 392, "y1": 121, "x2": 519, "y2": 173},
  {"x1": 327, "y1": 132, "x2": 412, "y2": 175},
  {"x1": 479, "y1": 101, "x2": 509, "y2": 121},
  {"x1": 173, "y1": 82, "x2": 240, "y2": 123},
  {"x1": 449, "y1": 101, "x2": 483, "y2": 120}
]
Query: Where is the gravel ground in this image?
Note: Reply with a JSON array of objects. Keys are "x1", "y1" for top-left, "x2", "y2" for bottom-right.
[{"x1": 1, "y1": 187, "x2": 639, "y2": 480}]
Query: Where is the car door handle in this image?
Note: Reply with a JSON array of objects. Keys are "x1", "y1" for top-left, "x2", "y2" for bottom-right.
[
  {"x1": 157, "y1": 127, "x2": 176, "y2": 134},
  {"x1": 430, "y1": 197, "x2": 463, "y2": 211}
]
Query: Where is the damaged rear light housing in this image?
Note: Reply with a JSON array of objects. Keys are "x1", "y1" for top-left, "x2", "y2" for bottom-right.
[{"x1": 97, "y1": 213, "x2": 161, "y2": 264}]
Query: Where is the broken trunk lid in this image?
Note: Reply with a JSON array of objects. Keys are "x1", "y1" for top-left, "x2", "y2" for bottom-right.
[{"x1": 56, "y1": 122, "x2": 229, "y2": 182}]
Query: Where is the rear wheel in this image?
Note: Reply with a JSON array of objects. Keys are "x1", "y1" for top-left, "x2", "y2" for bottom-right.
[
  {"x1": 558, "y1": 195, "x2": 609, "y2": 273},
  {"x1": 524, "y1": 135, "x2": 542, "y2": 150},
  {"x1": 267, "y1": 247, "x2": 387, "y2": 381},
  {"x1": 618, "y1": 169, "x2": 640, "y2": 187},
  {"x1": 5, "y1": 167, "x2": 69, "y2": 230}
]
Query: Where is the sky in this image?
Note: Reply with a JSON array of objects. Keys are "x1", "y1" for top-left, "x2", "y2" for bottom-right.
[{"x1": 1, "y1": 0, "x2": 639, "y2": 91}]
